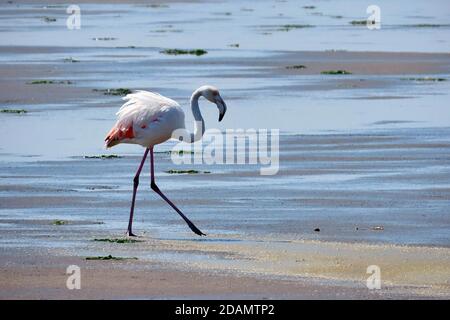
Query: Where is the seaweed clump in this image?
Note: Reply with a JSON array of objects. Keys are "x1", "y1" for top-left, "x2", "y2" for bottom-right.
[
  {"x1": 160, "y1": 49, "x2": 208, "y2": 56},
  {"x1": 85, "y1": 255, "x2": 138, "y2": 261},
  {"x1": 165, "y1": 169, "x2": 211, "y2": 174},
  {"x1": 402, "y1": 77, "x2": 446, "y2": 82},
  {"x1": 28, "y1": 80, "x2": 73, "y2": 85},
  {"x1": 92, "y1": 88, "x2": 132, "y2": 96},
  {"x1": 52, "y1": 220, "x2": 68, "y2": 225},
  {"x1": 0, "y1": 109, "x2": 27, "y2": 114},
  {"x1": 93, "y1": 238, "x2": 143, "y2": 244},
  {"x1": 84, "y1": 154, "x2": 122, "y2": 159},
  {"x1": 286, "y1": 65, "x2": 306, "y2": 70},
  {"x1": 277, "y1": 24, "x2": 314, "y2": 31},
  {"x1": 321, "y1": 70, "x2": 352, "y2": 75}
]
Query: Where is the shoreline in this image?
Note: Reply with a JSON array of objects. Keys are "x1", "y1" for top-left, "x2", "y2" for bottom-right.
[
  {"x1": 0, "y1": 250, "x2": 390, "y2": 300},
  {"x1": 1, "y1": 241, "x2": 447, "y2": 300}
]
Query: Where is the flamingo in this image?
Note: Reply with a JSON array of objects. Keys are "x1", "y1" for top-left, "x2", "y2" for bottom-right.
[{"x1": 104, "y1": 85, "x2": 227, "y2": 237}]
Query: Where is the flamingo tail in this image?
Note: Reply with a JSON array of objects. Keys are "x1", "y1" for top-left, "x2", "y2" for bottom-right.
[{"x1": 104, "y1": 124, "x2": 135, "y2": 148}]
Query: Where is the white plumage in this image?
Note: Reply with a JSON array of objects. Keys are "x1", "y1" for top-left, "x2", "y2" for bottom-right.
[{"x1": 106, "y1": 90, "x2": 185, "y2": 148}]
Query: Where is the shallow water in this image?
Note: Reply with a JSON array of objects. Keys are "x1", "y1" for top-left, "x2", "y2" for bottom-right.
[
  {"x1": 0, "y1": 46, "x2": 449, "y2": 160},
  {"x1": 1, "y1": 0, "x2": 449, "y2": 51},
  {"x1": 1, "y1": 128, "x2": 449, "y2": 247}
]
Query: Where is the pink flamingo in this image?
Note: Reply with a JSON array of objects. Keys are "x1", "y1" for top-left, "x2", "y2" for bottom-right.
[{"x1": 105, "y1": 86, "x2": 227, "y2": 236}]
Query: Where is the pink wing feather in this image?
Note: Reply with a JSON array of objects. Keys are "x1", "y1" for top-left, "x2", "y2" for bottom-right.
[{"x1": 105, "y1": 90, "x2": 181, "y2": 148}]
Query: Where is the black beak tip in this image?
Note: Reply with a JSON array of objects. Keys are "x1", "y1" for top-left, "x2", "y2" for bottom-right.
[{"x1": 219, "y1": 113, "x2": 224, "y2": 122}]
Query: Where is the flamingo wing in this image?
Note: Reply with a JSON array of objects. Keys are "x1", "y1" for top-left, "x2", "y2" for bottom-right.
[{"x1": 105, "y1": 90, "x2": 182, "y2": 148}]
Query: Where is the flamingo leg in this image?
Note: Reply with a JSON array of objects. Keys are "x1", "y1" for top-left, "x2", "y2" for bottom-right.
[
  {"x1": 149, "y1": 147, "x2": 206, "y2": 236},
  {"x1": 126, "y1": 148, "x2": 149, "y2": 237}
]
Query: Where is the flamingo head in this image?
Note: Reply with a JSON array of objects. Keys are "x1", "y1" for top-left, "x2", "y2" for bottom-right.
[{"x1": 199, "y1": 85, "x2": 227, "y2": 122}]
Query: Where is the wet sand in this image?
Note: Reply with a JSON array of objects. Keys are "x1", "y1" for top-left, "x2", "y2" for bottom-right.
[
  {"x1": 1, "y1": 0, "x2": 450, "y2": 299},
  {"x1": 0, "y1": 247, "x2": 439, "y2": 300},
  {"x1": 1, "y1": 219, "x2": 448, "y2": 299},
  {"x1": 1, "y1": 47, "x2": 449, "y2": 105}
]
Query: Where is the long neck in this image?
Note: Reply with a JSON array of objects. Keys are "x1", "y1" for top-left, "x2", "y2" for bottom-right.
[{"x1": 189, "y1": 89, "x2": 205, "y2": 143}]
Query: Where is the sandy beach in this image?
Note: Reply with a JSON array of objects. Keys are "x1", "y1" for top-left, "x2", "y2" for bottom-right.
[
  {"x1": 2, "y1": 245, "x2": 445, "y2": 300},
  {"x1": 1, "y1": 0, "x2": 450, "y2": 299}
]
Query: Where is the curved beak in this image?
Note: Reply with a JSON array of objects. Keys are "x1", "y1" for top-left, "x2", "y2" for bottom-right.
[{"x1": 216, "y1": 96, "x2": 227, "y2": 122}]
